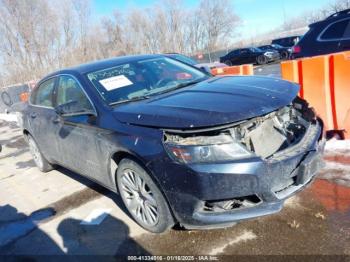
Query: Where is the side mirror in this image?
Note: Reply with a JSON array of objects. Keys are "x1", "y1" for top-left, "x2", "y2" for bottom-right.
[{"x1": 55, "y1": 100, "x2": 96, "y2": 117}]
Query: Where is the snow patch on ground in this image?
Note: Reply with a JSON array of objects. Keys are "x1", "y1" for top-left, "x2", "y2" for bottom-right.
[
  {"x1": 320, "y1": 139, "x2": 350, "y2": 187},
  {"x1": 318, "y1": 161, "x2": 350, "y2": 187},
  {"x1": 0, "y1": 113, "x2": 18, "y2": 123},
  {"x1": 325, "y1": 139, "x2": 350, "y2": 155},
  {"x1": 209, "y1": 230, "x2": 257, "y2": 255}
]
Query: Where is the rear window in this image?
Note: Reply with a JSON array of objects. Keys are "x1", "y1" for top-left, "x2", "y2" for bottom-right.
[{"x1": 320, "y1": 18, "x2": 350, "y2": 40}]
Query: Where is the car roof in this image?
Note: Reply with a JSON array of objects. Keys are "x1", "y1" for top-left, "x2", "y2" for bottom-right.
[
  {"x1": 326, "y1": 8, "x2": 350, "y2": 20},
  {"x1": 310, "y1": 9, "x2": 350, "y2": 27},
  {"x1": 44, "y1": 54, "x2": 163, "y2": 79},
  {"x1": 272, "y1": 35, "x2": 300, "y2": 41}
]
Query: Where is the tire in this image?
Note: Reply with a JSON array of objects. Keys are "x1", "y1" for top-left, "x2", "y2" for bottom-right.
[
  {"x1": 224, "y1": 60, "x2": 232, "y2": 66},
  {"x1": 116, "y1": 158, "x2": 174, "y2": 233},
  {"x1": 256, "y1": 55, "x2": 267, "y2": 65},
  {"x1": 1, "y1": 91, "x2": 12, "y2": 107},
  {"x1": 281, "y1": 51, "x2": 289, "y2": 60},
  {"x1": 27, "y1": 135, "x2": 53, "y2": 172}
]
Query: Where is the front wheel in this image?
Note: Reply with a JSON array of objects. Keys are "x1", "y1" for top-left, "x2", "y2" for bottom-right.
[
  {"x1": 256, "y1": 55, "x2": 267, "y2": 65},
  {"x1": 116, "y1": 158, "x2": 174, "y2": 233}
]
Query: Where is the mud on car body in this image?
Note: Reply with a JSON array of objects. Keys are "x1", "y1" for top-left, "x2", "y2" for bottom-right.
[{"x1": 21, "y1": 54, "x2": 325, "y2": 233}]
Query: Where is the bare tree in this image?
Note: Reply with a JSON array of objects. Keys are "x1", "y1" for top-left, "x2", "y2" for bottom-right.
[
  {"x1": 0, "y1": 0, "x2": 241, "y2": 85},
  {"x1": 72, "y1": 0, "x2": 91, "y2": 61},
  {"x1": 197, "y1": 0, "x2": 240, "y2": 61},
  {"x1": 0, "y1": 0, "x2": 60, "y2": 83}
]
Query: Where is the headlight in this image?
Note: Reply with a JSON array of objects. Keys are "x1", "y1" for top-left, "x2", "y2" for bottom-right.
[
  {"x1": 164, "y1": 133, "x2": 252, "y2": 164},
  {"x1": 264, "y1": 52, "x2": 273, "y2": 57}
]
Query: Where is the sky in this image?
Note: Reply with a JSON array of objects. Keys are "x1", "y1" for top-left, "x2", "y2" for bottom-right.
[{"x1": 92, "y1": 0, "x2": 333, "y2": 38}]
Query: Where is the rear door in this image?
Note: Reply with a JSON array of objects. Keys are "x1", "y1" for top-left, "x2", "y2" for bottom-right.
[
  {"x1": 239, "y1": 49, "x2": 251, "y2": 64},
  {"x1": 53, "y1": 75, "x2": 106, "y2": 183},
  {"x1": 318, "y1": 18, "x2": 350, "y2": 54},
  {"x1": 225, "y1": 50, "x2": 240, "y2": 64},
  {"x1": 28, "y1": 77, "x2": 59, "y2": 162}
]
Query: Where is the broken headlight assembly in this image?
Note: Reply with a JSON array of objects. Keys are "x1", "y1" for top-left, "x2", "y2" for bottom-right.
[{"x1": 163, "y1": 133, "x2": 252, "y2": 164}]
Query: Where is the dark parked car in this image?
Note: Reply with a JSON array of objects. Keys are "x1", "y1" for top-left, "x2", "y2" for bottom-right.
[
  {"x1": 22, "y1": 55, "x2": 325, "y2": 233},
  {"x1": 164, "y1": 53, "x2": 227, "y2": 70},
  {"x1": 258, "y1": 44, "x2": 291, "y2": 59},
  {"x1": 272, "y1": 35, "x2": 302, "y2": 48},
  {"x1": 292, "y1": 9, "x2": 350, "y2": 59},
  {"x1": 219, "y1": 47, "x2": 280, "y2": 66}
]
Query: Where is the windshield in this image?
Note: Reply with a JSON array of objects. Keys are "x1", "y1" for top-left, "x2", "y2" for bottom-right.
[
  {"x1": 250, "y1": 47, "x2": 262, "y2": 52},
  {"x1": 171, "y1": 54, "x2": 198, "y2": 65},
  {"x1": 259, "y1": 46, "x2": 269, "y2": 50},
  {"x1": 86, "y1": 57, "x2": 208, "y2": 105},
  {"x1": 271, "y1": 44, "x2": 283, "y2": 48}
]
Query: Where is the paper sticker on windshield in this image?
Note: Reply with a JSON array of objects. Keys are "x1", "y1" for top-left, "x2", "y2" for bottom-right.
[{"x1": 99, "y1": 75, "x2": 133, "y2": 91}]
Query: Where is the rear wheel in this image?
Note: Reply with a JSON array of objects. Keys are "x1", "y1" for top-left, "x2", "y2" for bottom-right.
[
  {"x1": 116, "y1": 158, "x2": 174, "y2": 233},
  {"x1": 1, "y1": 91, "x2": 12, "y2": 106},
  {"x1": 224, "y1": 60, "x2": 232, "y2": 66},
  {"x1": 256, "y1": 55, "x2": 267, "y2": 65},
  {"x1": 27, "y1": 135, "x2": 53, "y2": 172},
  {"x1": 281, "y1": 51, "x2": 289, "y2": 60}
]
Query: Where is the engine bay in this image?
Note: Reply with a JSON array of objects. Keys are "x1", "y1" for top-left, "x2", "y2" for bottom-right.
[{"x1": 164, "y1": 97, "x2": 318, "y2": 159}]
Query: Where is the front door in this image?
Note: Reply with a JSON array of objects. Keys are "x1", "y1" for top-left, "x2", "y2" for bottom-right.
[{"x1": 53, "y1": 75, "x2": 106, "y2": 184}]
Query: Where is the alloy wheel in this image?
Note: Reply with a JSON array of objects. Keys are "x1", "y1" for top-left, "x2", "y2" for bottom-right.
[{"x1": 120, "y1": 169, "x2": 159, "y2": 227}]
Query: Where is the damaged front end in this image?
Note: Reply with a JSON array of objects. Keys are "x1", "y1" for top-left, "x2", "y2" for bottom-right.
[
  {"x1": 163, "y1": 97, "x2": 325, "y2": 221},
  {"x1": 164, "y1": 96, "x2": 323, "y2": 162}
]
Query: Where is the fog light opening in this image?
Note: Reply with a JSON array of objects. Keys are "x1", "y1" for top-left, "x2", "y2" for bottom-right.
[{"x1": 203, "y1": 195, "x2": 261, "y2": 212}]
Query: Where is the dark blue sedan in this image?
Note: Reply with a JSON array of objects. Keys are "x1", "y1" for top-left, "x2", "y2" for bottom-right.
[{"x1": 22, "y1": 55, "x2": 325, "y2": 232}]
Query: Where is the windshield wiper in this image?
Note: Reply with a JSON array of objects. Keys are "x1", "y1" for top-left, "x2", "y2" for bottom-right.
[
  {"x1": 145, "y1": 79, "x2": 204, "y2": 96},
  {"x1": 109, "y1": 78, "x2": 205, "y2": 106},
  {"x1": 109, "y1": 95, "x2": 151, "y2": 106}
]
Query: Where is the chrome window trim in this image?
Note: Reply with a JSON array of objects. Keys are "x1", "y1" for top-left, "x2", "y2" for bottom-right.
[
  {"x1": 55, "y1": 74, "x2": 98, "y2": 116},
  {"x1": 29, "y1": 74, "x2": 97, "y2": 116},
  {"x1": 317, "y1": 17, "x2": 350, "y2": 42},
  {"x1": 28, "y1": 76, "x2": 56, "y2": 109}
]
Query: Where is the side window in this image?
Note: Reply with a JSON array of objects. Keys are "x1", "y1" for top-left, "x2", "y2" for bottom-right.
[
  {"x1": 32, "y1": 78, "x2": 56, "y2": 107},
  {"x1": 343, "y1": 21, "x2": 350, "y2": 38},
  {"x1": 320, "y1": 19, "x2": 350, "y2": 40},
  {"x1": 228, "y1": 50, "x2": 238, "y2": 56},
  {"x1": 56, "y1": 76, "x2": 93, "y2": 112}
]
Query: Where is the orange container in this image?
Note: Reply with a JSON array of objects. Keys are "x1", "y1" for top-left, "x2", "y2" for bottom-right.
[
  {"x1": 281, "y1": 60, "x2": 299, "y2": 83},
  {"x1": 331, "y1": 52, "x2": 350, "y2": 138},
  {"x1": 211, "y1": 66, "x2": 242, "y2": 76},
  {"x1": 211, "y1": 64, "x2": 255, "y2": 76},
  {"x1": 281, "y1": 51, "x2": 350, "y2": 137},
  {"x1": 301, "y1": 55, "x2": 334, "y2": 130},
  {"x1": 19, "y1": 92, "x2": 29, "y2": 102},
  {"x1": 242, "y1": 64, "x2": 254, "y2": 75}
]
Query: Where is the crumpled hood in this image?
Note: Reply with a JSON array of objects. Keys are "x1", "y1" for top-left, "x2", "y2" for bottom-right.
[{"x1": 112, "y1": 76, "x2": 299, "y2": 130}]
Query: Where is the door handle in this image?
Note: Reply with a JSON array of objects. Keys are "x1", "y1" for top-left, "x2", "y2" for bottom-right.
[
  {"x1": 52, "y1": 117, "x2": 61, "y2": 124},
  {"x1": 30, "y1": 113, "x2": 37, "y2": 119}
]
